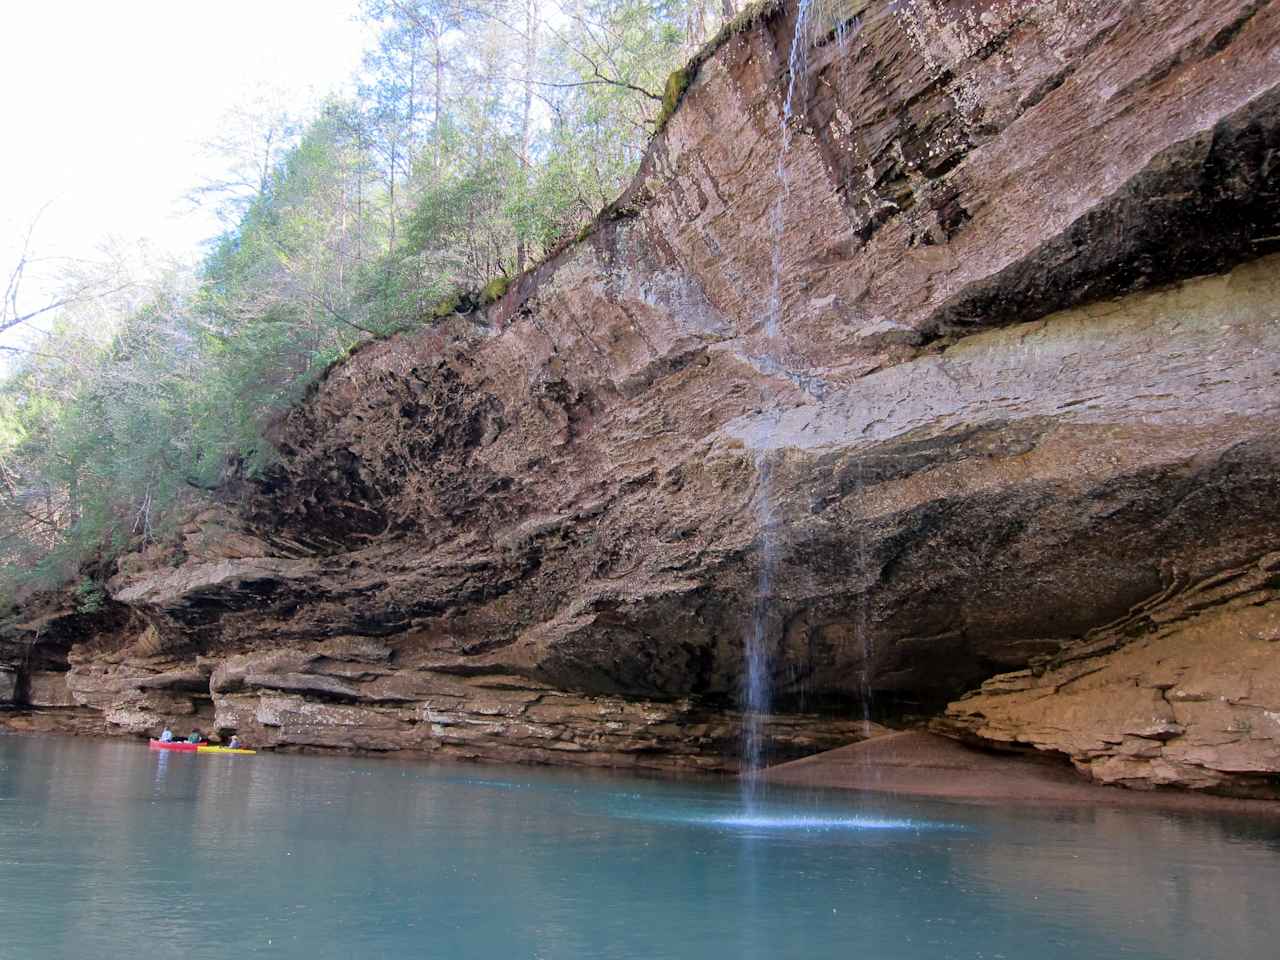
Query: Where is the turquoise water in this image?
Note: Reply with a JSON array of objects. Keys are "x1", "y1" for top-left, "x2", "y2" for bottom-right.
[{"x1": 3, "y1": 734, "x2": 1279, "y2": 958}]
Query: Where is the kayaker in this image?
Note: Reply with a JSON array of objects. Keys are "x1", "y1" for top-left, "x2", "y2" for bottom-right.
[
  {"x1": 228, "y1": 735, "x2": 243, "y2": 750},
  {"x1": 187, "y1": 729, "x2": 202, "y2": 744},
  {"x1": 159, "y1": 727, "x2": 174, "y2": 743}
]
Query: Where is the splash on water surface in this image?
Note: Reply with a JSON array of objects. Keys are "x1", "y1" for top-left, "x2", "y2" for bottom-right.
[{"x1": 697, "y1": 813, "x2": 950, "y2": 833}]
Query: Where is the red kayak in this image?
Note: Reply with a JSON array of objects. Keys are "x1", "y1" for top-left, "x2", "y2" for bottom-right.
[{"x1": 149, "y1": 739, "x2": 207, "y2": 752}]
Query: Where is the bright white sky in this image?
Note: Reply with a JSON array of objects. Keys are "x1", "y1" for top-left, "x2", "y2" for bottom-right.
[{"x1": 0, "y1": 0, "x2": 374, "y2": 309}]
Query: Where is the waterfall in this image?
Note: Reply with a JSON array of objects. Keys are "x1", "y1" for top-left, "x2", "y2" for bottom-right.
[
  {"x1": 741, "y1": 0, "x2": 818, "y2": 803},
  {"x1": 740, "y1": 446, "x2": 775, "y2": 805},
  {"x1": 766, "y1": 0, "x2": 817, "y2": 338},
  {"x1": 855, "y1": 456, "x2": 875, "y2": 747}
]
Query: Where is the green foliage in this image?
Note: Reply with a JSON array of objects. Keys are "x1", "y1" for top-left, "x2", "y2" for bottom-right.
[
  {"x1": 74, "y1": 578, "x2": 106, "y2": 614},
  {"x1": 479, "y1": 276, "x2": 509, "y2": 305},
  {"x1": 401, "y1": 157, "x2": 516, "y2": 288},
  {"x1": 0, "y1": 0, "x2": 748, "y2": 608},
  {"x1": 655, "y1": 67, "x2": 690, "y2": 133},
  {"x1": 429, "y1": 291, "x2": 463, "y2": 320}
]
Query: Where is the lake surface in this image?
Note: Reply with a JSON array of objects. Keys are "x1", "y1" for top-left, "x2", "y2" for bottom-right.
[{"x1": 3, "y1": 734, "x2": 1279, "y2": 959}]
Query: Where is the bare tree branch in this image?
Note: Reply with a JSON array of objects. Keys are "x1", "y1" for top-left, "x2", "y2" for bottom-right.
[{"x1": 2, "y1": 207, "x2": 138, "y2": 338}]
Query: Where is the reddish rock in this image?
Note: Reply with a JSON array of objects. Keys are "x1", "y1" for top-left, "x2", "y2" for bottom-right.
[
  {"x1": 4, "y1": 0, "x2": 1280, "y2": 787},
  {"x1": 25, "y1": 672, "x2": 76, "y2": 708},
  {"x1": 940, "y1": 555, "x2": 1280, "y2": 796},
  {"x1": 761, "y1": 730, "x2": 1280, "y2": 812}
]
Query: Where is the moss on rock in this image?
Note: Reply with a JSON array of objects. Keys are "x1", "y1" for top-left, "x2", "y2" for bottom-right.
[
  {"x1": 480, "y1": 276, "x2": 510, "y2": 305},
  {"x1": 655, "y1": 68, "x2": 691, "y2": 134},
  {"x1": 653, "y1": 0, "x2": 785, "y2": 136},
  {"x1": 429, "y1": 291, "x2": 463, "y2": 320}
]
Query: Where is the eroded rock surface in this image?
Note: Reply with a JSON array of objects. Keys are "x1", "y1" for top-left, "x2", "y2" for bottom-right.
[
  {"x1": 4, "y1": 0, "x2": 1279, "y2": 787},
  {"x1": 20, "y1": 638, "x2": 869, "y2": 771},
  {"x1": 940, "y1": 554, "x2": 1280, "y2": 796}
]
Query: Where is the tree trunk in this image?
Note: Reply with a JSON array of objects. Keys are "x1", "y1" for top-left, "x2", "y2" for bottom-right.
[
  {"x1": 433, "y1": 30, "x2": 444, "y2": 175},
  {"x1": 258, "y1": 128, "x2": 275, "y2": 200},
  {"x1": 388, "y1": 139, "x2": 397, "y2": 254},
  {"x1": 516, "y1": 0, "x2": 540, "y2": 273}
]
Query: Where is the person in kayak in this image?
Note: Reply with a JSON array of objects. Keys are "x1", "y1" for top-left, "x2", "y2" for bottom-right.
[
  {"x1": 159, "y1": 727, "x2": 174, "y2": 742},
  {"x1": 186, "y1": 729, "x2": 202, "y2": 744},
  {"x1": 228, "y1": 735, "x2": 243, "y2": 750}
]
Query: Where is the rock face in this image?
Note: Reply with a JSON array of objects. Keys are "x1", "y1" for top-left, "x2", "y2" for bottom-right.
[
  {"x1": 206, "y1": 643, "x2": 870, "y2": 768},
  {"x1": 11, "y1": 638, "x2": 869, "y2": 770},
  {"x1": 940, "y1": 554, "x2": 1280, "y2": 797},
  {"x1": 4, "y1": 0, "x2": 1280, "y2": 790}
]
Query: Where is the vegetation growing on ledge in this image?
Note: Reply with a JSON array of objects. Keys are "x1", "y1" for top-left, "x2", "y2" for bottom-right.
[
  {"x1": 651, "y1": 0, "x2": 868, "y2": 140},
  {"x1": 479, "y1": 276, "x2": 510, "y2": 305},
  {"x1": 655, "y1": 0, "x2": 785, "y2": 133},
  {"x1": 706, "y1": 0, "x2": 786, "y2": 57},
  {"x1": 655, "y1": 67, "x2": 691, "y2": 133},
  {"x1": 429, "y1": 291, "x2": 464, "y2": 321},
  {"x1": 0, "y1": 0, "x2": 761, "y2": 606}
]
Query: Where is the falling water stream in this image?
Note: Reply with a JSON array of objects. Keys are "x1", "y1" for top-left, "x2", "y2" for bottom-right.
[
  {"x1": 766, "y1": 0, "x2": 817, "y2": 340},
  {"x1": 741, "y1": 0, "x2": 819, "y2": 806},
  {"x1": 742, "y1": 1, "x2": 876, "y2": 805}
]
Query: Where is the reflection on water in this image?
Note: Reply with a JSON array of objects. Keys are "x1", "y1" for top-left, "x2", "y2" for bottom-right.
[{"x1": 2, "y1": 733, "x2": 1279, "y2": 959}]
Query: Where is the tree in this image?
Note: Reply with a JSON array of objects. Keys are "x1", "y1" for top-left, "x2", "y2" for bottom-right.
[
  {"x1": 183, "y1": 92, "x2": 301, "y2": 229},
  {"x1": 1, "y1": 0, "x2": 744, "y2": 610},
  {"x1": 2, "y1": 208, "x2": 134, "y2": 340},
  {"x1": 360, "y1": 0, "x2": 476, "y2": 252}
]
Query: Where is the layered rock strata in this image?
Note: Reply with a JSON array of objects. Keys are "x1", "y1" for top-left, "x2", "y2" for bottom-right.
[
  {"x1": 32, "y1": 641, "x2": 868, "y2": 770},
  {"x1": 4, "y1": 0, "x2": 1279, "y2": 788},
  {"x1": 940, "y1": 553, "x2": 1280, "y2": 797}
]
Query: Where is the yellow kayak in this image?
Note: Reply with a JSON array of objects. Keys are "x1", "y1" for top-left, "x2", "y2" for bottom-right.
[{"x1": 197, "y1": 745, "x2": 257, "y2": 755}]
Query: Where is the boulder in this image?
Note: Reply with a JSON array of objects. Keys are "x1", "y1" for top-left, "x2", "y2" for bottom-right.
[{"x1": 941, "y1": 555, "x2": 1280, "y2": 796}]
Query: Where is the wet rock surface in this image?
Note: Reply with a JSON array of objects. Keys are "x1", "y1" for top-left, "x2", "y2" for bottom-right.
[{"x1": 4, "y1": 0, "x2": 1279, "y2": 789}]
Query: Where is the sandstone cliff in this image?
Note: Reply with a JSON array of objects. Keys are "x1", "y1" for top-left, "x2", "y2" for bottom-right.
[{"x1": 4, "y1": 0, "x2": 1279, "y2": 792}]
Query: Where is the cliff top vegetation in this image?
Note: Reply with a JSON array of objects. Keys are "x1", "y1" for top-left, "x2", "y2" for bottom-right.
[{"x1": 0, "y1": 0, "x2": 756, "y2": 611}]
